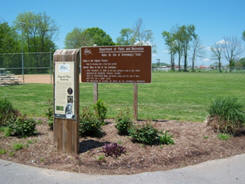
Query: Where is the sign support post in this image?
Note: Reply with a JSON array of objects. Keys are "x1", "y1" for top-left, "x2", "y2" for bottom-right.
[
  {"x1": 93, "y1": 83, "x2": 98, "y2": 103},
  {"x1": 133, "y1": 83, "x2": 138, "y2": 120},
  {"x1": 53, "y1": 49, "x2": 80, "y2": 154}
]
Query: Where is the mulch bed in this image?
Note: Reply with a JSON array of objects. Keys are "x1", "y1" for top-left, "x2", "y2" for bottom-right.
[{"x1": 0, "y1": 119, "x2": 245, "y2": 175}]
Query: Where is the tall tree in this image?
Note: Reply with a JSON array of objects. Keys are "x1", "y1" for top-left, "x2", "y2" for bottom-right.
[
  {"x1": 0, "y1": 22, "x2": 20, "y2": 53},
  {"x1": 116, "y1": 28, "x2": 134, "y2": 45},
  {"x1": 65, "y1": 28, "x2": 93, "y2": 48},
  {"x1": 191, "y1": 36, "x2": 203, "y2": 71},
  {"x1": 162, "y1": 31, "x2": 176, "y2": 71},
  {"x1": 117, "y1": 18, "x2": 155, "y2": 50},
  {"x1": 211, "y1": 42, "x2": 223, "y2": 72},
  {"x1": 222, "y1": 37, "x2": 242, "y2": 72},
  {"x1": 179, "y1": 25, "x2": 196, "y2": 72},
  {"x1": 65, "y1": 27, "x2": 114, "y2": 48},
  {"x1": 174, "y1": 29, "x2": 184, "y2": 71},
  {"x1": 14, "y1": 12, "x2": 57, "y2": 52}
]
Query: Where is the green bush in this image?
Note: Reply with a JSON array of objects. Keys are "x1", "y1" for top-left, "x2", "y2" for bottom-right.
[
  {"x1": 129, "y1": 124, "x2": 160, "y2": 145},
  {"x1": 115, "y1": 110, "x2": 132, "y2": 135},
  {"x1": 159, "y1": 131, "x2": 175, "y2": 145},
  {"x1": 12, "y1": 143, "x2": 24, "y2": 151},
  {"x1": 8, "y1": 116, "x2": 36, "y2": 137},
  {"x1": 208, "y1": 97, "x2": 245, "y2": 134},
  {"x1": 79, "y1": 107, "x2": 102, "y2": 137},
  {"x1": 45, "y1": 100, "x2": 54, "y2": 130},
  {"x1": 0, "y1": 98, "x2": 18, "y2": 126},
  {"x1": 94, "y1": 99, "x2": 107, "y2": 123}
]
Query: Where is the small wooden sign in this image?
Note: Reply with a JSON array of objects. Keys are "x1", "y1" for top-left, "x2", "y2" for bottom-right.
[
  {"x1": 81, "y1": 46, "x2": 151, "y2": 83},
  {"x1": 53, "y1": 49, "x2": 80, "y2": 154}
]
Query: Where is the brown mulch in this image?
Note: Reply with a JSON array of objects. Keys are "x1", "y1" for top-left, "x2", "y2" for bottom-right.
[{"x1": 0, "y1": 119, "x2": 245, "y2": 175}]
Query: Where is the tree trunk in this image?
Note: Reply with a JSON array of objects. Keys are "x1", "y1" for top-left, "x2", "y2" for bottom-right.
[
  {"x1": 170, "y1": 53, "x2": 175, "y2": 71},
  {"x1": 178, "y1": 52, "x2": 181, "y2": 72},
  {"x1": 218, "y1": 58, "x2": 222, "y2": 72},
  {"x1": 184, "y1": 51, "x2": 188, "y2": 72}
]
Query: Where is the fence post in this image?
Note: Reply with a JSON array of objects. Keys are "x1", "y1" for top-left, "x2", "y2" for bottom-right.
[
  {"x1": 49, "y1": 51, "x2": 52, "y2": 84},
  {"x1": 21, "y1": 52, "x2": 24, "y2": 84}
]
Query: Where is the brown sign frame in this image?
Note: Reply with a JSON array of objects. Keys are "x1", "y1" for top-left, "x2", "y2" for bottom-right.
[{"x1": 81, "y1": 46, "x2": 152, "y2": 83}]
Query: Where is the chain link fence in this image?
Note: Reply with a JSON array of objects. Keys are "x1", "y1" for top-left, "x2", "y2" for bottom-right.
[{"x1": 0, "y1": 52, "x2": 53, "y2": 84}]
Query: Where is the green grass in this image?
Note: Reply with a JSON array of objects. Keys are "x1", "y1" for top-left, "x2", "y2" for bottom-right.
[
  {"x1": 0, "y1": 72, "x2": 245, "y2": 122},
  {"x1": 12, "y1": 143, "x2": 24, "y2": 151},
  {"x1": 217, "y1": 133, "x2": 231, "y2": 141}
]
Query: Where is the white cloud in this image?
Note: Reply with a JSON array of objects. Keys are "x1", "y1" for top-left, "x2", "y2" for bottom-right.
[
  {"x1": 216, "y1": 39, "x2": 227, "y2": 45},
  {"x1": 202, "y1": 58, "x2": 210, "y2": 62}
]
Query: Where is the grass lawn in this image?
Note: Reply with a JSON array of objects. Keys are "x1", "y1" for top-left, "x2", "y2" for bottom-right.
[{"x1": 0, "y1": 72, "x2": 245, "y2": 122}]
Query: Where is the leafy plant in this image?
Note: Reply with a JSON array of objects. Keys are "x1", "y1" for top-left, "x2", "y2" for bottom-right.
[
  {"x1": 0, "y1": 126, "x2": 11, "y2": 137},
  {"x1": 102, "y1": 143, "x2": 126, "y2": 157},
  {"x1": 79, "y1": 107, "x2": 103, "y2": 137},
  {"x1": 8, "y1": 116, "x2": 36, "y2": 137},
  {"x1": 9, "y1": 151, "x2": 15, "y2": 157},
  {"x1": 97, "y1": 155, "x2": 105, "y2": 161},
  {"x1": 129, "y1": 124, "x2": 174, "y2": 145},
  {"x1": 0, "y1": 149, "x2": 7, "y2": 154},
  {"x1": 12, "y1": 143, "x2": 23, "y2": 151},
  {"x1": 45, "y1": 100, "x2": 54, "y2": 130},
  {"x1": 129, "y1": 124, "x2": 160, "y2": 145},
  {"x1": 0, "y1": 98, "x2": 18, "y2": 126},
  {"x1": 217, "y1": 133, "x2": 231, "y2": 141},
  {"x1": 94, "y1": 99, "x2": 107, "y2": 124},
  {"x1": 208, "y1": 97, "x2": 245, "y2": 134},
  {"x1": 159, "y1": 131, "x2": 174, "y2": 145},
  {"x1": 115, "y1": 109, "x2": 132, "y2": 135}
]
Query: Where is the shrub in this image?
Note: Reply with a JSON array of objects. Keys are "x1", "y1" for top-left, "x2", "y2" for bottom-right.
[
  {"x1": 207, "y1": 97, "x2": 245, "y2": 134},
  {"x1": 94, "y1": 99, "x2": 107, "y2": 123},
  {"x1": 159, "y1": 131, "x2": 175, "y2": 145},
  {"x1": 12, "y1": 143, "x2": 23, "y2": 151},
  {"x1": 217, "y1": 133, "x2": 231, "y2": 141},
  {"x1": 45, "y1": 100, "x2": 54, "y2": 130},
  {"x1": 0, "y1": 149, "x2": 7, "y2": 154},
  {"x1": 129, "y1": 124, "x2": 160, "y2": 145},
  {"x1": 8, "y1": 116, "x2": 36, "y2": 137},
  {"x1": 115, "y1": 110, "x2": 132, "y2": 135},
  {"x1": 0, "y1": 98, "x2": 18, "y2": 126},
  {"x1": 79, "y1": 107, "x2": 102, "y2": 137},
  {"x1": 102, "y1": 143, "x2": 126, "y2": 157},
  {"x1": 129, "y1": 123, "x2": 174, "y2": 145}
]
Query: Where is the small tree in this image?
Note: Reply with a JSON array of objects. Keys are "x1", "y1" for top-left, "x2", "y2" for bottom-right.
[
  {"x1": 191, "y1": 36, "x2": 204, "y2": 71},
  {"x1": 222, "y1": 37, "x2": 242, "y2": 72},
  {"x1": 162, "y1": 31, "x2": 177, "y2": 71},
  {"x1": 211, "y1": 42, "x2": 223, "y2": 72}
]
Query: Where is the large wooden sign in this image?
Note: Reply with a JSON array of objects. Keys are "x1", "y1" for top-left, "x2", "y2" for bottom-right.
[{"x1": 81, "y1": 46, "x2": 151, "y2": 83}]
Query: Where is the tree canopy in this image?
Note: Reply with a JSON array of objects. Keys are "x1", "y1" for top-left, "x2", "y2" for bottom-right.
[
  {"x1": 14, "y1": 12, "x2": 57, "y2": 52},
  {"x1": 0, "y1": 22, "x2": 20, "y2": 53},
  {"x1": 65, "y1": 27, "x2": 114, "y2": 48}
]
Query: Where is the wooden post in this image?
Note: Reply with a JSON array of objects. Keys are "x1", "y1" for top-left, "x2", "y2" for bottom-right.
[
  {"x1": 133, "y1": 83, "x2": 138, "y2": 120},
  {"x1": 94, "y1": 83, "x2": 98, "y2": 103},
  {"x1": 53, "y1": 49, "x2": 80, "y2": 154}
]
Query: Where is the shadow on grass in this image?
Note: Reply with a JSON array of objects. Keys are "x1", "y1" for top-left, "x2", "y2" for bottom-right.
[{"x1": 79, "y1": 140, "x2": 110, "y2": 154}]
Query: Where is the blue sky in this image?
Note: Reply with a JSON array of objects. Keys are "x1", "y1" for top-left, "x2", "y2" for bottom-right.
[{"x1": 0, "y1": 0, "x2": 244, "y2": 66}]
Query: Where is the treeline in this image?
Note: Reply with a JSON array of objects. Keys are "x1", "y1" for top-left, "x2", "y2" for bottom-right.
[{"x1": 1, "y1": 11, "x2": 245, "y2": 73}]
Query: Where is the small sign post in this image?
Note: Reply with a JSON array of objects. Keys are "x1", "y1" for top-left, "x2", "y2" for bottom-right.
[
  {"x1": 53, "y1": 49, "x2": 80, "y2": 154},
  {"x1": 81, "y1": 46, "x2": 151, "y2": 120}
]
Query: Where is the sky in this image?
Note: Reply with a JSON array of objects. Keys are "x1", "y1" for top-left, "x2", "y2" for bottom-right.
[{"x1": 0, "y1": 0, "x2": 245, "y2": 66}]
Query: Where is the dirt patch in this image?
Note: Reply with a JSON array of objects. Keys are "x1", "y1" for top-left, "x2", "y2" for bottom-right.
[
  {"x1": 0, "y1": 119, "x2": 245, "y2": 175},
  {"x1": 15, "y1": 74, "x2": 83, "y2": 84}
]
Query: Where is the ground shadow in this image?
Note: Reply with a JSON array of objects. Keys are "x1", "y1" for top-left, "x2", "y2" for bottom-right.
[{"x1": 79, "y1": 140, "x2": 110, "y2": 154}]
